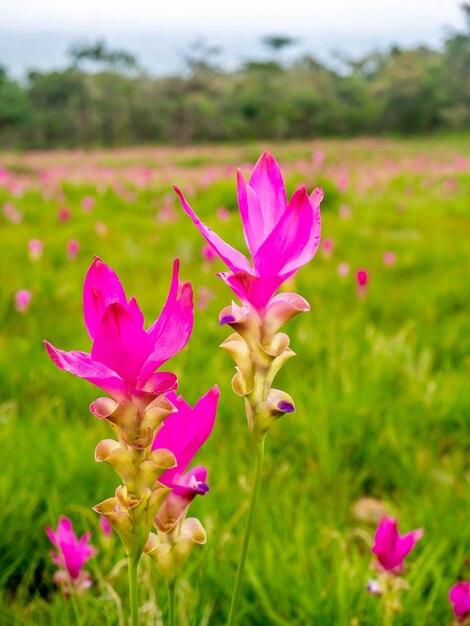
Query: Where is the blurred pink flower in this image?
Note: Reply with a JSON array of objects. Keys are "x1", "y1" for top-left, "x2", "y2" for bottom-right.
[
  {"x1": 449, "y1": 582, "x2": 470, "y2": 620},
  {"x1": 312, "y1": 149, "x2": 324, "y2": 169},
  {"x1": 383, "y1": 251, "x2": 396, "y2": 266},
  {"x1": 356, "y1": 269, "x2": 369, "y2": 298},
  {"x1": 337, "y1": 262, "x2": 350, "y2": 277},
  {"x1": 99, "y1": 515, "x2": 113, "y2": 537},
  {"x1": 82, "y1": 195, "x2": 96, "y2": 213},
  {"x1": 153, "y1": 387, "x2": 219, "y2": 531},
  {"x1": 45, "y1": 258, "x2": 193, "y2": 402},
  {"x1": 28, "y1": 239, "x2": 44, "y2": 261},
  {"x1": 66, "y1": 239, "x2": 80, "y2": 260},
  {"x1": 46, "y1": 516, "x2": 96, "y2": 595},
  {"x1": 337, "y1": 171, "x2": 349, "y2": 193},
  {"x1": 197, "y1": 286, "x2": 215, "y2": 311},
  {"x1": 202, "y1": 244, "x2": 217, "y2": 263},
  {"x1": 372, "y1": 516, "x2": 423, "y2": 573},
  {"x1": 175, "y1": 151, "x2": 322, "y2": 310},
  {"x1": 57, "y1": 207, "x2": 72, "y2": 222},
  {"x1": 95, "y1": 220, "x2": 108, "y2": 236},
  {"x1": 3, "y1": 202, "x2": 22, "y2": 224},
  {"x1": 15, "y1": 289, "x2": 32, "y2": 312},
  {"x1": 321, "y1": 238, "x2": 334, "y2": 258},
  {"x1": 216, "y1": 206, "x2": 230, "y2": 221},
  {"x1": 339, "y1": 204, "x2": 351, "y2": 219}
]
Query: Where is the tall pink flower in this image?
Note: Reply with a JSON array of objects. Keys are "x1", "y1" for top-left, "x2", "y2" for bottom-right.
[
  {"x1": 45, "y1": 257, "x2": 193, "y2": 403},
  {"x1": 449, "y1": 582, "x2": 470, "y2": 620},
  {"x1": 46, "y1": 516, "x2": 96, "y2": 594},
  {"x1": 152, "y1": 387, "x2": 219, "y2": 531},
  {"x1": 175, "y1": 151, "x2": 322, "y2": 310},
  {"x1": 372, "y1": 516, "x2": 423, "y2": 572}
]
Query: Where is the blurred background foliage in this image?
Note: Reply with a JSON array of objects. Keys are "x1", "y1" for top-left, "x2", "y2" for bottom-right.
[{"x1": 0, "y1": 5, "x2": 469, "y2": 148}]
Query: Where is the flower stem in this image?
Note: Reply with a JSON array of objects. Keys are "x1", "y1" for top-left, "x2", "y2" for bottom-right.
[
  {"x1": 227, "y1": 437, "x2": 265, "y2": 626},
  {"x1": 168, "y1": 579, "x2": 177, "y2": 626},
  {"x1": 128, "y1": 554, "x2": 140, "y2": 626},
  {"x1": 70, "y1": 589, "x2": 83, "y2": 626}
]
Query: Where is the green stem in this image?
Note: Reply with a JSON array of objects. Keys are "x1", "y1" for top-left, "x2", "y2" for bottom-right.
[
  {"x1": 227, "y1": 438, "x2": 265, "y2": 626},
  {"x1": 168, "y1": 579, "x2": 177, "y2": 626},
  {"x1": 128, "y1": 554, "x2": 140, "y2": 626},
  {"x1": 70, "y1": 588, "x2": 83, "y2": 626}
]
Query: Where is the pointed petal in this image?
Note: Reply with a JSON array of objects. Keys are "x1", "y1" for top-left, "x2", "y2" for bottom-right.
[
  {"x1": 139, "y1": 281, "x2": 194, "y2": 380},
  {"x1": 174, "y1": 186, "x2": 251, "y2": 273},
  {"x1": 91, "y1": 303, "x2": 153, "y2": 388},
  {"x1": 44, "y1": 340, "x2": 127, "y2": 398},
  {"x1": 248, "y1": 152, "x2": 287, "y2": 235},
  {"x1": 83, "y1": 257, "x2": 127, "y2": 340},
  {"x1": 147, "y1": 259, "x2": 180, "y2": 341},
  {"x1": 218, "y1": 271, "x2": 284, "y2": 310},
  {"x1": 237, "y1": 169, "x2": 266, "y2": 256}
]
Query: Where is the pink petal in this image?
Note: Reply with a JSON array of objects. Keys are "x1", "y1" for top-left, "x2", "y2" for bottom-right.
[
  {"x1": 140, "y1": 282, "x2": 194, "y2": 378},
  {"x1": 248, "y1": 152, "x2": 287, "y2": 236},
  {"x1": 44, "y1": 341, "x2": 127, "y2": 399},
  {"x1": 91, "y1": 303, "x2": 153, "y2": 388},
  {"x1": 237, "y1": 169, "x2": 266, "y2": 256},
  {"x1": 174, "y1": 186, "x2": 251, "y2": 273},
  {"x1": 154, "y1": 386, "x2": 219, "y2": 484},
  {"x1": 449, "y1": 582, "x2": 470, "y2": 619},
  {"x1": 253, "y1": 186, "x2": 321, "y2": 278},
  {"x1": 141, "y1": 372, "x2": 178, "y2": 395},
  {"x1": 218, "y1": 271, "x2": 284, "y2": 310},
  {"x1": 83, "y1": 258, "x2": 127, "y2": 341}
]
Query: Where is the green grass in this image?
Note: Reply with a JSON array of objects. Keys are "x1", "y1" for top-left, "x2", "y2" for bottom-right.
[{"x1": 0, "y1": 137, "x2": 469, "y2": 625}]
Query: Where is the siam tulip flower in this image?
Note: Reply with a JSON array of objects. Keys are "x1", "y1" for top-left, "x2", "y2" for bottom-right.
[
  {"x1": 82, "y1": 195, "x2": 96, "y2": 213},
  {"x1": 449, "y1": 582, "x2": 470, "y2": 621},
  {"x1": 15, "y1": 289, "x2": 32, "y2": 312},
  {"x1": 337, "y1": 170, "x2": 349, "y2": 193},
  {"x1": 383, "y1": 251, "x2": 396, "y2": 266},
  {"x1": 372, "y1": 516, "x2": 423, "y2": 573},
  {"x1": 321, "y1": 237, "x2": 334, "y2": 258},
  {"x1": 99, "y1": 515, "x2": 113, "y2": 537},
  {"x1": 197, "y1": 286, "x2": 215, "y2": 311},
  {"x1": 46, "y1": 516, "x2": 96, "y2": 596},
  {"x1": 339, "y1": 204, "x2": 351, "y2": 219},
  {"x1": 28, "y1": 238, "x2": 44, "y2": 261},
  {"x1": 95, "y1": 220, "x2": 108, "y2": 236},
  {"x1": 338, "y1": 262, "x2": 350, "y2": 277},
  {"x1": 57, "y1": 207, "x2": 72, "y2": 222},
  {"x1": 3, "y1": 202, "x2": 22, "y2": 224},
  {"x1": 356, "y1": 268, "x2": 369, "y2": 299},
  {"x1": 202, "y1": 243, "x2": 217, "y2": 263},
  {"x1": 175, "y1": 151, "x2": 322, "y2": 311},
  {"x1": 216, "y1": 206, "x2": 230, "y2": 221},
  {"x1": 66, "y1": 239, "x2": 80, "y2": 260}
]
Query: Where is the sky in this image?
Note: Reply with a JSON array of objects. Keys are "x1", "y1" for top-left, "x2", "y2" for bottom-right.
[{"x1": 0, "y1": 0, "x2": 465, "y2": 76}]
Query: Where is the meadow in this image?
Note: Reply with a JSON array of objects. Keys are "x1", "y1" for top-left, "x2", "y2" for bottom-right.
[{"x1": 0, "y1": 136, "x2": 469, "y2": 625}]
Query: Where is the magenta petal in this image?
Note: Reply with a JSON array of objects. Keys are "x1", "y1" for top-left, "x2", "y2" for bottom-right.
[
  {"x1": 248, "y1": 152, "x2": 287, "y2": 235},
  {"x1": 372, "y1": 516, "x2": 422, "y2": 571},
  {"x1": 237, "y1": 169, "x2": 266, "y2": 256},
  {"x1": 147, "y1": 259, "x2": 180, "y2": 341},
  {"x1": 140, "y1": 281, "x2": 194, "y2": 378},
  {"x1": 449, "y1": 582, "x2": 470, "y2": 619},
  {"x1": 44, "y1": 341, "x2": 127, "y2": 399},
  {"x1": 174, "y1": 186, "x2": 251, "y2": 273},
  {"x1": 127, "y1": 296, "x2": 145, "y2": 328},
  {"x1": 154, "y1": 386, "x2": 219, "y2": 483},
  {"x1": 141, "y1": 372, "x2": 178, "y2": 395},
  {"x1": 253, "y1": 186, "x2": 318, "y2": 278},
  {"x1": 218, "y1": 271, "x2": 284, "y2": 310},
  {"x1": 91, "y1": 303, "x2": 154, "y2": 388},
  {"x1": 83, "y1": 257, "x2": 127, "y2": 341}
]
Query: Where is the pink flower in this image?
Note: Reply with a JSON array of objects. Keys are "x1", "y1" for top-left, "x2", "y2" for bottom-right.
[
  {"x1": 312, "y1": 149, "x2": 324, "y2": 168},
  {"x1": 202, "y1": 244, "x2": 217, "y2": 263},
  {"x1": 371, "y1": 516, "x2": 423, "y2": 572},
  {"x1": 175, "y1": 152, "x2": 322, "y2": 310},
  {"x1": 337, "y1": 262, "x2": 350, "y2": 277},
  {"x1": 57, "y1": 207, "x2": 72, "y2": 222},
  {"x1": 95, "y1": 221, "x2": 108, "y2": 236},
  {"x1": 67, "y1": 239, "x2": 80, "y2": 260},
  {"x1": 45, "y1": 257, "x2": 193, "y2": 402},
  {"x1": 216, "y1": 206, "x2": 230, "y2": 221},
  {"x1": 449, "y1": 582, "x2": 470, "y2": 620},
  {"x1": 46, "y1": 516, "x2": 96, "y2": 593},
  {"x1": 152, "y1": 387, "x2": 219, "y2": 530},
  {"x1": 3, "y1": 202, "x2": 22, "y2": 224},
  {"x1": 339, "y1": 204, "x2": 351, "y2": 219},
  {"x1": 99, "y1": 515, "x2": 113, "y2": 537},
  {"x1": 321, "y1": 238, "x2": 334, "y2": 258},
  {"x1": 197, "y1": 286, "x2": 215, "y2": 311},
  {"x1": 356, "y1": 268, "x2": 369, "y2": 298},
  {"x1": 15, "y1": 289, "x2": 32, "y2": 312},
  {"x1": 28, "y1": 239, "x2": 44, "y2": 261},
  {"x1": 82, "y1": 195, "x2": 96, "y2": 213},
  {"x1": 383, "y1": 251, "x2": 396, "y2": 266}
]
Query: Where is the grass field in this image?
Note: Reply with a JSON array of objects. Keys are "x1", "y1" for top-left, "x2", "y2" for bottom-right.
[{"x1": 0, "y1": 137, "x2": 469, "y2": 625}]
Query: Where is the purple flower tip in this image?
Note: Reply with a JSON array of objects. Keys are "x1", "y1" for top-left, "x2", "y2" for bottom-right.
[
  {"x1": 278, "y1": 401, "x2": 295, "y2": 413},
  {"x1": 197, "y1": 482, "x2": 210, "y2": 495},
  {"x1": 219, "y1": 314, "x2": 236, "y2": 326}
]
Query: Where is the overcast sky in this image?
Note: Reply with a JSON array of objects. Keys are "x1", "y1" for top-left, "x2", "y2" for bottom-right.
[{"x1": 0, "y1": 0, "x2": 465, "y2": 76}]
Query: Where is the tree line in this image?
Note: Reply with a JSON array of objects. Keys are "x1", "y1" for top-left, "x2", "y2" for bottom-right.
[{"x1": 0, "y1": 6, "x2": 469, "y2": 148}]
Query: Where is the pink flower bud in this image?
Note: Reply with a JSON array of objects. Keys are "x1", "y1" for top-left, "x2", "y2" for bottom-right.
[
  {"x1": 99, "y1": 515, "x2": 113, "y2": 537},
  {"x1": 372, "y1": 516, "x2": 423, "y2": 573},
  {"x1": 28, "y1": 239, "x2": 44, "y2": 261},
  {"x1": 337, "y1": 262, "x2": 350, "y2": 277},
  {"x1": 66, "y1": 239, "x2": 80, "y2": 260},
  {"x1": 449, "y1": 581, "x2": 470, "y2": 620},
  {"x1": 383, "y1": 251, "x2": 396, "y2": 266},
  {"x1": 216, "y1": 206, "x2": 230, "y2": 221},
  {"x1": 82, "y1": 195, "x2": 96, "y2": 213},
  {"x1": 202, "y1": 244, "x2": 217, "y2": 263},
  {"x1": 57, "y1": 207, "x2": 72, "y2": 222},
  {"x1": 321, "y1": 238, "x2": 334, "y2": 258},
  {"x1": 356, "y1": 269, "x2": 369, "y2": 298},
  {"x1": 15, "y1": 289, "x2": 32, "y2": 312}
]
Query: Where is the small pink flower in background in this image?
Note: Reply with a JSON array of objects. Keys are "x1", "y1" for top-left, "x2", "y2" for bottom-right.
[
  {"x1": 337, "y1": 170, "x2": 349, "y2": 193},
  {"x1": 216, "y1": 206, "x2": 230, "y2": 221},
  {"x1": 28, "y1": 239, "x2": 44, "y2": 261},
  {"x1": 153, "y1": 387, "x2": 219, "y2": 531},
  {"x1": 3, "y1": 202, "x2": 22, "y2": 224},
  {"x1": 337, "y1": 262, "x2": 350, "y2": 277},
  {"x1": 383, "y1": 251, "x2": 396, "y2": 266},
  {"x1": 202, "y1": 244, "x2": 217, "y2": 263},
  {"x1": 312, "y1": 149, "x2": 324, "y2": 169},
  {"x1": 372, "y1": 516, "x2": 423, "y2": 573},
  {"x1": 356, "y1": 268, "x2": 369, "y2": 298},
  {"x1": 57, "y1": 207, "x2": 71, "y2": 223},
  {"x1": 175, "y1": 151, "x2": 322, "y2": 310},
  {"x1": 15, "y1": 289, "x2": 32, "y2": 312},
  {"x1": 444, "y1": 177, "x2": 457, "y2": 192},
  {"x1": 157, "y1": 196, "x2": 178, "y2": 224},
  {"x1": 95, "y1": 220, "x2": 108, "y2": 236},
  {"x1": 99, "y1": 515, "x2": 113, "y2": 537},
  {"x1": 46, "y1": 516, "x2": 96, "y2": 596},
  {"x1": 82, "y1": 195, "x2": 96, "y2": 213},
  {"x1": 339, "y1": 204, "x2": 351, "y2": 219},
  {"x1": 197, "y1": 286, "x2": 215, "y2": 311},
  {"x1": 449, "y1": 582, "x2": 470, "y2": 620},
  {"x1": 45, "y1": 257, "x2": 193, "y2": 402},
  {"x1": 321, "y1": 238, "x2": 334, "y2": 258},
  {"x1": 66, "y1": 239, "x2": 80, "y2": 260}
]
